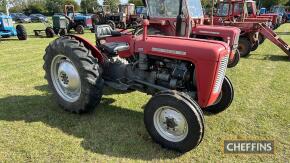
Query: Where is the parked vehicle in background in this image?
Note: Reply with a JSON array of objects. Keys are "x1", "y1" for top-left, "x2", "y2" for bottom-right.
[
  {"x1": 212, "y1": 0, "x2": 290, "y2": 58},
  {"x1": 135, "y1": 6, "x2": 147, "y2": 16},
  {"x1": 45, "y1": 5, "x2": 92, "y2": 36},
  {"x1": 270, "y1": 6, "x2": 288, "y2": 23},
  {"x1": 0, "y1": 13, "x2": 27, "y2": 40},
  {"x1": 10, "y1": 13, "x2": 31, "y2": 23},
  {"x1": 92, "y1": 5, "x2": 122, "y2": 29},
  {"x1": 119, "y1": 3, "x2": 143, "y2": 28},
  {"x1": 29, "y1": 14, "x2": 48, "y2": 22},
  {"x1": 259, "y1": 7, "x2": 267, "y2": 14}
]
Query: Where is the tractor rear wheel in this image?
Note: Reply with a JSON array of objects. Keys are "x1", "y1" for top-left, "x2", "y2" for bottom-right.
[
  {"x1": 227, "y1": 50, "x2": 240, "y2": 68},
  {"x1": 45, "y1": 27, "x2": 55, "y2": 38},
  {"x1": 75, "y1": 25, "x2": 85, "y2": 34},
  {"x1": 43, "y1": 36, "x2": 104, "y2": 113},
  {"x1": 16, "y1": 24, "x2": 27, "y2": 40},
  {"x1": 107, "y1": 20, "x2": 116, "y2": 30},
  {"x1": 238, "y1": 37, "x2": 251, "y2": 57},
  {"x1": 204, "y1": 76, "x2": 234, "y2": 114},
  {"x1": 144, "y1": 91, "x2": 204, "y2": 152},
  {"x1": 251, "y1": 40, "x2": 259, "y2": 51}
]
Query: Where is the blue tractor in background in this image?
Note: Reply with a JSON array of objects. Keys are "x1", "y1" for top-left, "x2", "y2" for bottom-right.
[
  {"x1": 0, "y1": 13, "x2": 27, "y2": 40},
  {"x1": 45, "y1": 5, "x2": 93, "y2": 37}
]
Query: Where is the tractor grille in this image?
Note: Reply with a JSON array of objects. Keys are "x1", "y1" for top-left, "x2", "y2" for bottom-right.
[
  {"x1": 3, "y1": 18, "x2": 13, "y2": 27},
  {"x1": 213, "y1": 55, "x2": 229, "y2": 93}
]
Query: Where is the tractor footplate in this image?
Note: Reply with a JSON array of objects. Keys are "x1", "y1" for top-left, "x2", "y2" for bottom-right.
[
  {"x1": 101, "y1": 42, "x2": 129, "y2": 56},
  {"x1": 104, "y1": 80, "x2": 130, "y2": 91}
]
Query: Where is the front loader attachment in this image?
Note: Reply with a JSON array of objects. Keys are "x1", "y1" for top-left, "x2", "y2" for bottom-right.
[{"x1": 258, "y1": 23, "x2": 290, "y2": 58}]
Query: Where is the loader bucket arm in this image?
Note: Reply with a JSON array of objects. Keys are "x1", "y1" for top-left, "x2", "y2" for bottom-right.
[{"x1": 258, "y1": 23, "x2": 290, "y2": 58}]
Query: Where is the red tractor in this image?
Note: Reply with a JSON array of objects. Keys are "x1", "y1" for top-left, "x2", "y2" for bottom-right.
[
  {"x1": 137, "y1": 0, "x2": 241, "y2": 68},
  {"x1": 43, "y1": 0, "x2": 234, "y2": 152},
  {"x1": 212, "y1": 0, "x2": 290, "y2": 58},
  {"x1": 245, "y1": 0, "x2": 280, "y2": 29},
  {"x1": 119, "y1": 3, "x2": 143, "y2": 28}
]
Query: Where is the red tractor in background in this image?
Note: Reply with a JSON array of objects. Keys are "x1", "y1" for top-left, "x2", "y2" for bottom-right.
[
  {"x1": 141, "y1": 0, "x2": 241, "y2": 68},
  {"x1": 245, "y1": 0, "x2": 280, "y2": 30},
  {"x1": 43, "y1": 0, "x2": 235, "y2": 152},
  {"x1": 119, "y1": 3, "x2": 144, "y2": 28},
  {"x1": 92, "y1": 5, "x2": 126, "y2": 30},
  {"x1": 211, "y1": 0, "x2": 290, "y2": 58}
]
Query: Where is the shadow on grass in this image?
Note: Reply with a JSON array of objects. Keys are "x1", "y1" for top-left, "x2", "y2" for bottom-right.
[
  {"x1": 28, "y1": 34, "x2": 49, "y2": 38},
  {"x1": 0, "y1": 38, "x2": 23, "y2": 41},
  {"x1": 276, "y1": 32, "x2": 290, "y2": 35},
  {"x1": 0, "y1": 85, "x2": 180, "y2": 160},
  {"x1": 242, "y1": 54, "x2": 290, "y2": 62}
]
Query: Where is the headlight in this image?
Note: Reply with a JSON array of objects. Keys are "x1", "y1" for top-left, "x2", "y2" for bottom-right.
[{"x1": 213, "y1": 55, "x2": 229, "y2": 93}]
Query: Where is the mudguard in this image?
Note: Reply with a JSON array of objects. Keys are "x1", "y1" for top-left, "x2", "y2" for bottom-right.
[{"x1": 66, "y1": 35, "x2": 105, "y2": 64}]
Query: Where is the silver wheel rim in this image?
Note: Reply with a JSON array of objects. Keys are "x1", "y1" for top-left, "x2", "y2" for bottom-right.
[
  {"x1": 153, "y1": 106, "x2": 188, "y2": 142},
  {"x1": 51, "y1": 54, "x2": 81, "y2": 102}
]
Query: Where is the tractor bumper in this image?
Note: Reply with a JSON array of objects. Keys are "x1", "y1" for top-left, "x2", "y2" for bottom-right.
[{"x1": 0, "y1": 30, "x2": 17, "y2": 37}]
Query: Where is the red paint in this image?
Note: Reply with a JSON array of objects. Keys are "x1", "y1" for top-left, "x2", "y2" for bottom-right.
[{"x1": 66, "y1": 35, "x2": 105, "y2": 63}]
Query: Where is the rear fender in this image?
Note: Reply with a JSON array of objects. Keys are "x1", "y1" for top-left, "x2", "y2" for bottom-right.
[{"x1": 66, "y1": 35, "x2": 105, "y2": 64}]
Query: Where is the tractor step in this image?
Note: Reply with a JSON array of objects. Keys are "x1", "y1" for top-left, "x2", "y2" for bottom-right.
[
  {"x1": 259, "y1": 23, "x2": 290, "y2": 57},
  {"x1": 104, "y1": 80, "x2": 130, "y2": 91}
]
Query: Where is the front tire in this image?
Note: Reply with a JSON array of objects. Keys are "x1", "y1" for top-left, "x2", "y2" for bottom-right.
[
  {"x1": 251, "y1": 40, "x2": 259, "y2": 51},
  {"x1": 258, "y1": 33, "x2": 265, "y2": 44},
  {"x1": 45, "y1": 27, "x2": 55, "y2": 38},
  {"x1": 16, "y1": 24, "x2": 27, "y2": 40},
  {"x1": 204, "y1": 76, "x2": 234, "y2": 114},
  {"x1": 75, "y1": 25, "x2": 85, "y2": 34},
  {"x1": 227, "y1": 50, "x2": 240, "y2": 68},
  {"x1": 59, "y1": 29, "x2": 67, "y2": 36},
  {"x1": 144, "y1": 91, "x2": 205, "y2": 152},
  {"x1": 43, "y1": 36, "x2": 104, "y2": 113},
  {"x1": 238, "y1": 37, "x2": 251, "y2": 57}
]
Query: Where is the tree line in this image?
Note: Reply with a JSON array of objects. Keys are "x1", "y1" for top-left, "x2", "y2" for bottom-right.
[
  {"x1": 0, "y1": 0, "x2": 116, "y2": 15},
  {"x1": 0, "y1": 0, "x2": 289, "y2": 15}
]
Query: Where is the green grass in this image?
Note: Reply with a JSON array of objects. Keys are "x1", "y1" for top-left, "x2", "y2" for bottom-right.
[{"x1": 0, "y1": 22, "x2": 289, "y2": 162}]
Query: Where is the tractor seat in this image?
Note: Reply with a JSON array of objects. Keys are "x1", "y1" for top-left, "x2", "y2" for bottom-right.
[
  {"x1": 95, "y1": 24, "x2": 121, "y2": 40},
  {"x1": 101, "y1": 42, "x2": 129, "y2": 56}
]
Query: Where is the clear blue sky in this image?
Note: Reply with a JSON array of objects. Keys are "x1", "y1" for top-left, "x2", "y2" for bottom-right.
[{"x1": 75, "y1": 0, "x2": 129, "y2": 5}]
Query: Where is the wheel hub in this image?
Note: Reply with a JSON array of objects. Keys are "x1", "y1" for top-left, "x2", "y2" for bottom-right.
[
  {"x1": 154, "y1": 106, "x2": 188, "y2": 142},
  {"x1": 51, "y1": 55, "x2": 81, "y2": 102},
  {"x1": 57, "y1": 61, "x2": 81, "y2": 91}
]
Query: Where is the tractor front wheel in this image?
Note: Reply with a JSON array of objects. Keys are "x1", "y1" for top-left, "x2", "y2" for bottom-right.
[
  {"x1": 75, "y1": 25, "x2": 85, "y2": 34},
  {"x1": 59, "y1": 29, "x2": 67, "y2": 36},
  {"x1": 227, "y1": 50, "x2": 240, "y2": 68},
  {"x1": 204, "y1": 76, "x2": 234, "y2": 114},
  {"x1": 258, "y1": 33, "x2": 265, "y2": 44},
  {"x1": 251, "y1": 40, "x2": 259, "y2": 51},
  {"x1": 238, "y1": 37, "x2": 251, "y2": 57},
  {"x1": 45, "y1": 27, "x2": 55, "y2": 38},
  {"x1": 16, "y1": 24, "x2": 27, "y2": 40},
  {"x1": 144, "y1": 91, "x2": 204, "y2": 152},
  {"x1": 43, "y1": 36, "x2": 104, "y2": 113}
]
